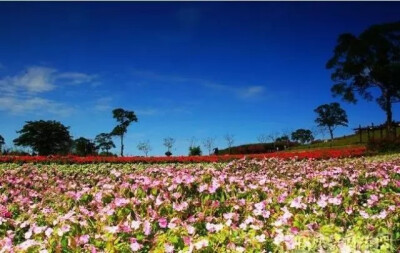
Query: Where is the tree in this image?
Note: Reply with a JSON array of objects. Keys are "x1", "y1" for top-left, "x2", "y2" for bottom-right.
[
  {"x1": 13, "y1": 120, "x2": 73, "y2": 155},
  {"x1": 110, "y1": 108, "x2": 138, "y2": 157},
  {"x1": 314, "y1": 103, "x2": 348, "y2": 141},
  {"x1": 224, "y1": 134, "x2": 235, "y2": 154},
  {"x1": 163, "y1": 137, "x2": 175, "y2": 156},
  {"x1": 326, "y1": 22, "x2": 400, "y2": 136},
  {"x1": 257, "y1": 134, "x2": 268, "y2": 144},
  {"x1": 291, "y1": 129, "x2": 314, "y2": 144},
  {"x1": 275, "y1": 135, "x2": 290, "y2": 143},
  {"x1": 189, "y1": 146, "x2": 202, "y2": 156},
  {"x1": 95, "y1": 133, "x2": 115, "y2": 154},
  {"x1": 0, "y1": 134, "x2": 4, "y2": 154},
  {"x1": 73, "y1": 137, "x2": 97, "y2": 156},
  {"x1": 137, "y1": 140, "x2": 151, "y2": 157},
  {"x1": 202, "y1": 137, "x2": 215, "y2": 155}
]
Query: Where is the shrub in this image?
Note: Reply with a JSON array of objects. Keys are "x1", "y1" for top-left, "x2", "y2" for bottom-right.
[
  {"x1": 366, "y1": 137, "x2": 400, "y2": 153},
  {"x1": 189, "y1": 146, "x2": 202, "y2": 156},
  {"x1": 165, "y1": 151, "x2": 172, "y2": 157}
]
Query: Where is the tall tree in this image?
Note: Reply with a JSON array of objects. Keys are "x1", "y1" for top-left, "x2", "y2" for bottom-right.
[
  {"x1": 326, "y1": 22, "x2": 400, "y2": 136},
  {"x1": 73, "y1": 137, "x2": 97, "y2": 156},
  {"x1": 13, "y1": 120, "x2": 73, "y2": 155},
  {"x1": 0, "y1": 134, "x2": 4, "y2": 154},
  {"x1": 291, "y1": 129, "x2": 314, "y2": 144},
  {"x1": 95, "y1": 133, "x2": 115, "y2": 154},
  {"x1": 314, "y1": 103, "x2": 348, "y2": 141},
  {"x1": 110, "y1": 108, "x2": 138, "y2": 157}
]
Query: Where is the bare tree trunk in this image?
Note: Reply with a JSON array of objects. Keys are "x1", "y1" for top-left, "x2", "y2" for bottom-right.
[
  {"x1": 385, "y1": 94, "x2": 394, "y2": 139},
  {"x1": 120, "y1": 134, "x2": 124, "y2": 157},
  {"x1": 328, "y1": 127, "x2": 334, "y2": 147}
]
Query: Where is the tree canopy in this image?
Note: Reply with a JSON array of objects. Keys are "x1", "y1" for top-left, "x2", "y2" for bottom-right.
[
  {"x1": 95, "y1": 133, "x2": 115, "y2": 154},
  {"x1": 291, "y1": 129, "x2": 314, "y2": 144},
  {"x1": 13, "y1": 120, "x2": 73, "y2": 155},
  {"x1": 326, "y1": 22, "x2": 400, "y2": 134},
  {"x1": 314, "y1": 103, "x2": 348, "y2": 141},
  {"x1": 110, "y1": 108, "x2": 138, "y2": 156},
  {"x1": 73, "y1": 137, "x2": 97, "y2": 156}
]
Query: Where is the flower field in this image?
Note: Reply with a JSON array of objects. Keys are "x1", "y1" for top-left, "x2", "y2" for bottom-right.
[{"x1": 0, "y1": 154, "x2": 399, "y2": 252}]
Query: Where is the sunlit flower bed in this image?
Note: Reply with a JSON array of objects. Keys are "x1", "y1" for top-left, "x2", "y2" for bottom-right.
[
  {"x1": 0, "y1": 146, "x2": 366, "y2": 164},
  {"x1": 0, "y1": 154, "x2": 399, "y2": 252}
]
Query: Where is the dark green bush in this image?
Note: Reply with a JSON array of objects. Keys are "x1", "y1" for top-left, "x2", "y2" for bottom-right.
[
  {"x1": 367, "y1": 137, "x2": 400, "y2": 153},
  {"x1": 189, "y1": 146, "x2": 202, "y2": 156}
]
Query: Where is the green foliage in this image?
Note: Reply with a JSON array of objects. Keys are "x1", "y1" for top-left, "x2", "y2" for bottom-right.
[
  {"x1": 327, "y1": 21, "x2": 400, "y2": 131},
  {"x1": 291, "y1": 129, "x2": 314, "y2": 144},
  {"x1": 275, "y1": 135, "x2": 290, "y2": 142},
  {"x1": 73, "y1": 137, "x2": 97, "y2": 156},
  {"x1": 13, "y1": 120, "x2": 73, "y2": 155},
  {"x1": 367, "y1": 137, "x2": 400, "y2": 153},
  {"x1": 95, "y1": 133, "x2": 115, "y2": 153},
  {"x1": 189, "y1": 146, "x2": 202, "y2": 156},
  {"x1": 314, "y1": 103, "x2": 348, "y2": 140}
]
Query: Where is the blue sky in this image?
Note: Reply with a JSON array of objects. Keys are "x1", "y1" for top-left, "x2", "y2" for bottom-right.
[{"x1": 0, "y1": 2, "x2": 399, "y2": 156}]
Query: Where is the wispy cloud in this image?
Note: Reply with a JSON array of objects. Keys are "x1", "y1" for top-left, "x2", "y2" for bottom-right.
[
  {"x1": 132, "y1": 70, "x2": 265, "y2": 99},
  {"x1": 56, "y1": 72, "x2": 97, "y2": 85},
  {"x1": 0, "y1": 96, "x2": 73, "y2": 116},
  {"x1": 0, "y1": 66, "x2": 97, "y2": 116}
]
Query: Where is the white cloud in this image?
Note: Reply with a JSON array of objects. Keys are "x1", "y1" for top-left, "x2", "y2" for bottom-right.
[
  {"x1": 0, "y1": 66, "x2": 56, "y2": 94},
  {"x1": 0, "y1": 95, "x2": 73, "y2": 116},
  {"x1": 136, "y1": 108, "x2": 159, "y2": 116},
  {"x1": 132, "y1": 69, "x2": 265, "y2": 99},
  {"x1": 56, "y1": 72, "x2": 97, "y2": 85},
  {"x1": 94, "y1": 97, "x2": 113, "y2": 112},
  {"x1": 0, "y1": 66, "x2": 97, "y2": 116},
  {"x1": 239, "y1": 86, "x2": 265, "y2": 98}
]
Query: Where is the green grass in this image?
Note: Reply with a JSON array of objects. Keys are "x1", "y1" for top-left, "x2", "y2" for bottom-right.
[{"x1": 290, "y1": 126, "x2": 400, "y2": 150}]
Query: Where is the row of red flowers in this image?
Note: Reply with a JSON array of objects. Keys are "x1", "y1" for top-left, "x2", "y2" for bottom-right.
[{"x1": 0, "y1": 146, "x2": 366, "y2": 164}]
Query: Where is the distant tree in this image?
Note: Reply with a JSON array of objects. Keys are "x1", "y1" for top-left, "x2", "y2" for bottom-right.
[
  {"x1": 257, "y1": 134, "x2": 268, "y2": 143},
  {"x1": 326, "y1": 22, "x2": 400, "y2": 136},
  {"x1": 224, "y1": 134, "x2": 235, "y2": 154},
  {"x1": 110, "y1": 108, "x2": 138, "y2": 157},
  {"x1": 202, "y1": 137, "x2": 215, "y2": 155},
  {"x1": 276, "y1": 135, "x2": 290, "y2": 143},
  {"x1": 95, "y1": 133, "x2": 115, "y2": 154},
  {"x1": 291, "y1": 129, "x2": 314, "y2": 144},
  {"x1": 0, "y1": 134, "x2": 4, "y2": 154},
  {"x1": 163, "y1": 137, "x2": 175, "y2": 156},
  {"x1": 73, "y1": 137, "x2": 97, "y2": 156},
  {"x1": 189, "y1": 146, "x2": 202, "y2": 156},
  {"x1": 137, "y1": 140, "x2": 152, "y2": 157},
  {"x1": 314, "y1": 103, "x2": 348, "y2": 141},
  {"x1": 13, "y1": 120, "x2": 73, "y2": 155}
]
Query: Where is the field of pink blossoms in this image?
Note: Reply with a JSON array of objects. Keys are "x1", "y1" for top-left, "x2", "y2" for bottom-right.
[{"x1": 0, "y1": 155, "x2": 399, "y2": 252}]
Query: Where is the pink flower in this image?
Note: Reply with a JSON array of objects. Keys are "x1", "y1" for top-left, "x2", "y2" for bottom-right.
[
  {"x1": 158, "y1": 218, "x2": 168, "y2": 228},
  {"x1": 143, "y1": 220, "x2": 151, "y2": 235},
  {"x1": 130, "y1": 239, "x2": 142, "y2": 252},
  {"x1": 79, "y1": 235, "x2": 90, "y2": 245},
  {"x1": 165, "y1": 243, "x2": 174, "y2": 253}
]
